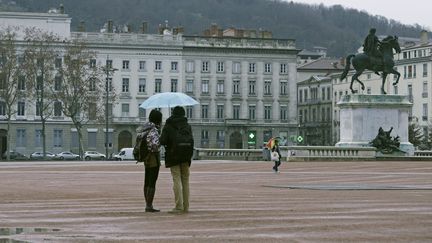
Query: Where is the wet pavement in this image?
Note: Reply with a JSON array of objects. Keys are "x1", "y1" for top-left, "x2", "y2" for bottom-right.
[{"x1": 0, "y1": 160, "x2": 432, "y2": 242}]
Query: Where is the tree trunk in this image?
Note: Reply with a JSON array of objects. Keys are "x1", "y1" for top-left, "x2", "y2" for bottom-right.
[
  {"x1": 42, "y1": 118, "x2": 46, "y2": 159},
  {"x1": 78, "y1": 126, "x2": 84, "y2": 161},
  {"x1": 6, "y1": 118, "x2": 11, "y2": 160},
  {"x1": 72, "y1": 119, "x2": 84, "y2": 161}
]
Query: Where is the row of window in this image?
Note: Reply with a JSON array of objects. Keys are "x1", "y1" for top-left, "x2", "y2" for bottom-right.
[
  {"x1": 54, "y1": 57, "x2": 290, "y2": 75},
  {"x1": 401, "y1": 48, "x2": 432, "y2": 60},
  {"x1": 117, "y1": 78, "x2": 290, "y2": 95},
  {"x1": 298, "y1": 86, "x2": 332, "y2": 103},
  {"x1": 298, "y1": 107, "x2": 332, "y2": 123},
  {"x1": 0, "y1": 75, "x2": 289, "y2": 96},
  {"x1": 0, "y1": 101, "x2": 63, "y2": 117},
  {"x1": 104, "y1": 59, "x2": 290, "y2": 74},
  {"x1": 403, "y1": 64, "x2": 428, "y2": 79},
  {"x1": 14, "y1": 127, "x2": 280, "y2": 150},
  {"x1": 1, "y1": 101, "x2": 289, "y2": 121},
  {"x1": 15, "y1": 128, "x2": 64, "y2": 148},
  {"x1": 136, "y1": 104, "x2": 290, "y2": 121},
  {"x1": 14, "y1": 129, "x2": 113, "y2": 148},
  {"x1": 334, "y1": 64, "x2": 429, "y2": 83}
]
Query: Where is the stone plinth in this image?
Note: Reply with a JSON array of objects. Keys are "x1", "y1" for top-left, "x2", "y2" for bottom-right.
[{"x1": 336, "y1": 94, "x2": 414, "y2": 155}]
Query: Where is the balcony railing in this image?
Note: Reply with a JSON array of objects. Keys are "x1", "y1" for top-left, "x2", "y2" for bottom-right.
[{"x1": 112, "y1": 117, "x2": 143, "y2": 123}]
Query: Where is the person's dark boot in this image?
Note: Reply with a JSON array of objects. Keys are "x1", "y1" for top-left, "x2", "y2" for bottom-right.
[
  {"x1": 145, "y1": 187, "x2": 160, "y2": 212},
  {"x1": 143, "y1": 186, "x2": 148, "y2": 205}
]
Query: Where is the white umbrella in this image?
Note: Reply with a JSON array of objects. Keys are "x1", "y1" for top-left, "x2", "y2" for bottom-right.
[{"x1": 139, "y1": 92, "x2": 199, "y2": 109}]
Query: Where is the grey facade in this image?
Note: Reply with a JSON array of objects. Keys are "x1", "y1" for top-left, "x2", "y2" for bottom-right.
[{"x1": 0, "y1": 11, "x2": 300, "y2": 157}]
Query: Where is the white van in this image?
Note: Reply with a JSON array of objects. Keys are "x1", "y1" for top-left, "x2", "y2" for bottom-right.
[{"x1": 113, "y1": 148, "x2": 134, "y2": 161}]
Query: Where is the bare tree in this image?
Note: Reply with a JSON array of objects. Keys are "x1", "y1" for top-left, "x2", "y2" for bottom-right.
[
  {"x1": 21, "y1": 28, "x2": 61, "y2": 159},
  {"x1": 54, "y1": 39, "x2": 115, "y2": 159},
  {"x1": 0, "y1": 27, "x2": 24, "y2": 160}
]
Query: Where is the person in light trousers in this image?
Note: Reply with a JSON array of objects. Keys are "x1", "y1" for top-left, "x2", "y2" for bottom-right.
[{"x1": 160, "y1": 106, "x2": 194, "y2": 213}]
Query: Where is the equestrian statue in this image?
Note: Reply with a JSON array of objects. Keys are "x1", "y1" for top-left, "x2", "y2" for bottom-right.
[{"x1": 340, "y1": 28, "x2": 402, "y2": 94}]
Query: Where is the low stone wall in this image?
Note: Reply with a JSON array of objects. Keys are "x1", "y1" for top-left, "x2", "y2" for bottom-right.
[
  {"x1": 286, "y1": 146, "x2": 377, "y2": 161},
  {"x1": 194, "y1": 148, "x2": 264, "y2": 161},
  {"x1": 414, "y1": 151, "x2": 432, "y2": 157},
  {"x1": 194, "y1": 146, "x2": 376, "y2": 162},
  {"x1": 193, "y1": 147, "x2": 431, "y2": 162}
]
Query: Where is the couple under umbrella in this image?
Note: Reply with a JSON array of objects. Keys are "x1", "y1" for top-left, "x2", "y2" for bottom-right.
[{"x1": 138, "y1": 92, "x2": 197, "y2": 213}]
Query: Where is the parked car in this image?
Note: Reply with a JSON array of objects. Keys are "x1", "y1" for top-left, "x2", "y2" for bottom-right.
[
  {"x1": 30, "y1": 152, "x2": 57, "y2": 160},
  {"x1": 1, "y1": 151, "x2": 29, "y2": 160},
  {"x1": 83, "y1": 151, "x2": 106, "y2": 160},
  {"x1": 113, "y1": 148, "x2": 134, "y2": 161},
  {"x1": 56, "y1": 151, "x2": 80, "y2": 160}
]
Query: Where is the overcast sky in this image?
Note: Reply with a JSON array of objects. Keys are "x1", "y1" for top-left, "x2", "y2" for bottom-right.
[{"x1": 289, "y1": 0, "x2": 432, "y2": 30}]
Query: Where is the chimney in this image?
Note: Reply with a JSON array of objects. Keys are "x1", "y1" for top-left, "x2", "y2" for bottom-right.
[
  {"x1": 420, "y1": 30, "x2": 429, "y2": 44},
  {"x1": 177, "y1": 26, "x2": 184, "y2": 34},
  {"x1": 237, "y1": 29, "x2": 244, "y2": 38},
  {"x1": 59, "y1": 4, "x2": 65, "y2": 14},
  {"x1": 107, "y1": 20, "x2": 113, "y2": 33},
  {"x1": 141, "y1": 22, "x2": 148, "y2": 34},
  {"x1": 340, "y1": 57, "x2": 345, "y2": 67},
  {"x1": 158, "y1": 24, "x2": 164, "y2": 34},
  {"x1": 78, "y1": 21, "x2": 85, "y2": 32},
  {"x1": 127, "y1": 24, "x2": 132, "y2": 33},
  {"x1": 217, "y1": 29, "x2": 223, "y2": 37},
  {"x1": 260, "y1": 30, "x2": 272, "y2": 39},
  {"x1": 210, "y1": 23, "x2": 218, "y2": 34}
]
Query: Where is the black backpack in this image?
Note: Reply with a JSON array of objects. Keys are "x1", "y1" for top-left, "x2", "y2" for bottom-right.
[
  {"x1": 133, "y1": 134, "x2": 148, "y2": 162},
  {"x1": 172, "y1": 123, "x2": 194, "y2": 160}
]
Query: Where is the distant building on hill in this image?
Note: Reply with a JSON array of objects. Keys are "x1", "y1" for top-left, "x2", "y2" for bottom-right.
[{"x1": 297, "y1": 46, "x2": 327, "y2": 65}]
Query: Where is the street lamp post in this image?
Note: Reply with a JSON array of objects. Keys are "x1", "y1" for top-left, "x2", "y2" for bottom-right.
[{"x1": 104, "y1": 56, "x2": 117, "y2": 159}]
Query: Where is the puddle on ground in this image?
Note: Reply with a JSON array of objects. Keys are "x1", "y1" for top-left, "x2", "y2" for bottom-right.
[
  {"x1": 0, "y1": 228, "x2": 60, "y2": 236},
  {"x1": 0, "y1": 228, "x2": 60, "y2": 243},
  {"x1": 266, "y1": 184, "x2": 432, "y2": 190},
  {"x1": 0, "y1": 238, "x2": 30, "y2": 243}
]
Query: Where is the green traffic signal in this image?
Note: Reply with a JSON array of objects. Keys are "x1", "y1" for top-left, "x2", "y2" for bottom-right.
[{"x1": 247, "y1": 131, "x2": 256, "y2": 145}]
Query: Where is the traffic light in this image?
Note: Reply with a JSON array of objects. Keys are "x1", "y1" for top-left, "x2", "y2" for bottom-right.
[{"x1": 247, "y1": 131, "x2": 256, "y2": 145}]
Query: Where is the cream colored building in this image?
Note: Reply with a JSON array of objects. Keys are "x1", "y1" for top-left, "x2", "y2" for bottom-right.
[
  {"x1": 0, "y1": 10, "x2": 300, "y2": 157},
  {"x1": 296, "y1": 58, "x2": 345, "y2": 145}
]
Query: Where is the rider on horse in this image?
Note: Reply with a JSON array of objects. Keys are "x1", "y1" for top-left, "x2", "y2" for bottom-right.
[
  {"x1": 363, "y1": 28, "x2": 382, "y2": 74},
  {"x1": 340, "y1": 32, "x2": 401, "y2": 94}
]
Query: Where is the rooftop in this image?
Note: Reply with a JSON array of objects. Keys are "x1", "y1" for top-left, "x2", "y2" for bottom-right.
[{"x1": 297, "y1": 57, "x2": 345, "y2": 70}]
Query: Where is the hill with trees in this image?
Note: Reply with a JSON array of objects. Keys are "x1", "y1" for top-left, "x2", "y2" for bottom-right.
[{"x1": 1, "y1": 0, "x2": 425, "y2": 56}]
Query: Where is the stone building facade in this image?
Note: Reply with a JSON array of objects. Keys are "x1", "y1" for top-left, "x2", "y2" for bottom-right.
[{"x1": 0, "y1": 10, "x2": 300, "y2": 157}]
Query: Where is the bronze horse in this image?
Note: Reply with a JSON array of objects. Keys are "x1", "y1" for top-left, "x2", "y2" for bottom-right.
[{"x1": 340, "y1": 36, "x2": 402, "y2": 94}]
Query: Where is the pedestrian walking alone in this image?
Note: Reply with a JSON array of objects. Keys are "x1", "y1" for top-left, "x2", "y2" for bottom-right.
[{"x1": 271, "y1": 139, "x2": 282, "y2": 173}]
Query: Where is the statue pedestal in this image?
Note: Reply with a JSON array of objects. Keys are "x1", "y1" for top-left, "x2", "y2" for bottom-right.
[{"x1": 335, "y1": 95, "x2": 414, "y2": 156}]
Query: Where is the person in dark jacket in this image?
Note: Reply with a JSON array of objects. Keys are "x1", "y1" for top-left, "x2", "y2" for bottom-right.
[
  {"x1": 136, "y1": 109, "x2": 162, "y2": 212},
  {"x1": 160, "y1": 106, "x2": 194, "y2": 214}
]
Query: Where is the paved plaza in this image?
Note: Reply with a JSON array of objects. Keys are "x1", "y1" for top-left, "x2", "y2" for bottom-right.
[{"x1": 0, "y1": 160, "x2": 432, "y2": 242}]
